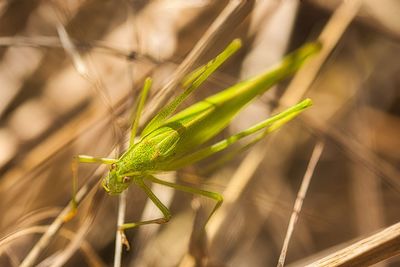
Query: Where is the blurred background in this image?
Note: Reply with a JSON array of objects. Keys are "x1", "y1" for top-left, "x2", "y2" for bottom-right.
[{"x1": 0, "y1": 0, "x2": 399, "y2": 266}]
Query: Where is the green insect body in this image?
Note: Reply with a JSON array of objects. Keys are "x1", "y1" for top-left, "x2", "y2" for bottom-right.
[
  {"x1": 102, "y1": 40, "x2": 319, "y2": 195},
  {"x1": 71, "y1": 39, "x2": 320, "y2": 241}
]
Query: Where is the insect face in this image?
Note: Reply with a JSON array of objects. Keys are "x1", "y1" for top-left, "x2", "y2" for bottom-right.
[{"x1": 101, "y1": 167, "x2": 130, "y2": 195}]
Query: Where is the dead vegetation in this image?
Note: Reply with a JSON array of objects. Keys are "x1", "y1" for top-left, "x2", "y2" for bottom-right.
[{"x1": 0, "y1": 1, "x2": 399, "y2": 266}]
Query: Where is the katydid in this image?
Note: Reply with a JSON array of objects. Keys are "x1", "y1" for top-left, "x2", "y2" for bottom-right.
[{"x1": 68, "y1": 39, "x2": 320, "y2": 246}]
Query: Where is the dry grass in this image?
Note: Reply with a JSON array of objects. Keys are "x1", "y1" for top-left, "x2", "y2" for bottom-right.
[{"x1": 0, "y1": 0, "x2": 399, "y2": 266}]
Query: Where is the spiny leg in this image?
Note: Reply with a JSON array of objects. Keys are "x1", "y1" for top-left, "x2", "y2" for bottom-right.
[
  {"x1": 165, "y1": 98, "x2": 313, "y2": 171},
  {"x1": 64, "y1": 155, "x2": 117, "y2": 221},
  {"x1": 203, "y1": 119, "x2": 284, "y2": 174},
  {"x1": 145, "y1": 175, "x2": 223, "y2": 230},
  {"x1": 119, "y1": 177, "x2": 172, "y2": 250}
]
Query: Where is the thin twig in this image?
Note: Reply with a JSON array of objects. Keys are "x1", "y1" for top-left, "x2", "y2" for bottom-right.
[
  {"x1": 0, "y1": 36, "x2": 156, "y2": 61},
  {"x1": 56, "y1": 21, "x2": 124, "y2": 155},
  {"x1": 56, "y1": 23, "x2": 89, "y2": 77},
  {"x1": 114, "y1": 191, "x2": 127, "y2": 267},
  {"x1": 277, "y1": 141, "x2": 325, "y2": 267}
]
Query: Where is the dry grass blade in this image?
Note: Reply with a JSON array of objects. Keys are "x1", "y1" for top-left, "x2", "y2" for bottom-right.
[
  {"x1": 277, "y1": 141, "x2": 325, "y2": 267},
  {"x1": 56, "y1": 20, "x2": 123, "y2": 149},
  {"x1": 1, "y1": 1, "x2": 399, "y2": 266},
  {"x1": 281, "y1": 0, "x2": 362, "y2": 105},
  {"x1": 305, "y1": 116, "x2": 400, "y2": 192},
  {"x1": 56, "y1": 23, "x2": 88, "y2": 77},
  {"x1": 46, "y1": 188, "x2": 105, "y2": 267},
  {"x1": 0, "y1": 225, "x2": 105, "y2": 267},
  {"x1": 305, "y1": 222, "x2": 400, "y2": 266},
  {"x1": 207, "y1": 138, "x2": 268, "y2": 239},
  {"x1": 0, "y1": 226, "x2": 49, "y2": 254},
  {"x1": 4, "y1": 247, "x2": 19, "y2": 267},
  {"x1": 19, "y1": 165, "x2": 107, "y2": 267}
]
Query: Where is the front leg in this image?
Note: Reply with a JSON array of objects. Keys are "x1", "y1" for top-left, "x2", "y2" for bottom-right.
[
  {"x1": 118, "y1": 177, "x2": 171, "y2": 250},
  {"x1": 63, "y1": 155, "x2": 117, "y2": 222},
  {"x1": 145, "y1": 175, "x2": 223, "y2": 230}
]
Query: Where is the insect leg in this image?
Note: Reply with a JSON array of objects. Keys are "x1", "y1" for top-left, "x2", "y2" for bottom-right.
[
  {"x1": 203, "y1": 114, "x2": 298, "y2": 174},
  {"x1": 118, "y1": 177, "x2": 171, "y2": 249},
  {"x1": 129, "y1": 78, "x2": 152, "y2": 145},
  {"x1": 64, "y1": 155, "x2": 117, "y2": 221},
  {"x1": 145, "y1": 175, "x2": 223, "y2": 229},
  {"x1": 166, "y1": 98, "x2": 313, "y2": 170},
  {"x1": 140, "y1": 39, "x2": 241, "y2": 137}
]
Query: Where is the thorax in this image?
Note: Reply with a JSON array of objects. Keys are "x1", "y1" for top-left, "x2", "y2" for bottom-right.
[{"x1": 117, "y1": 126, "x2": 181, "y2": 174}]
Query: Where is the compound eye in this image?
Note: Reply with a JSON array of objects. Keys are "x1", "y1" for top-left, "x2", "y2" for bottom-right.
[
  {"x1": 122, "y1": 176, "x2": 131, "y2": 183},
  {"x1": 110, "y1": 163, "x2": 116, "y2": 170}
]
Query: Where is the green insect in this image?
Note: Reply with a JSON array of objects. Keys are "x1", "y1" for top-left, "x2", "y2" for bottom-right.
[{"x1": 68, "y1": 39, "x2": 320, "y2": 246}]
